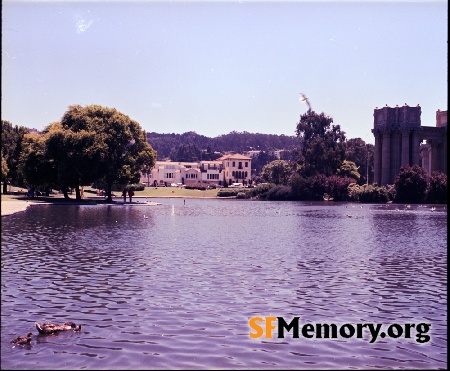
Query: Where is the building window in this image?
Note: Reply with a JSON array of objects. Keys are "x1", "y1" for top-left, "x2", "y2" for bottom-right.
[
  {"x1": 232, "y1": 161, "x2": 235, "y2": 167},
  {"x1": 245, "y1": 162, "x2": 248, "y2": 167}
]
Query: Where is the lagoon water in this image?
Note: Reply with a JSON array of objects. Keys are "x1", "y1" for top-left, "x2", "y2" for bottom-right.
[{"x1": 1, "y1": 199, "x2": 447, "y2": 369}]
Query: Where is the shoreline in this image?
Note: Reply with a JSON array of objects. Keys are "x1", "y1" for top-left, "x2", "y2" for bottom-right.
[{"x1": 0, "y1": 195, "x2": 164, "y2": 217}]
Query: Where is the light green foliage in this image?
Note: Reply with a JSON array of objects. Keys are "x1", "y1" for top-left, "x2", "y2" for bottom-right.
[
  {"x1": 261, "y1": 160, "x2": 293, "y2": 185},
  {"x1": 1, "y1": 150, "x2": 9, "y2": 183},
  {"x1": 60, "y1": 105, "x2": 156, "y2": 201},
  {"x1": 337, "y1": 160, "x2": 360, "y2": 181},
  {"x1": 18, "y1": 133, "x2": 57, "y2": 188},
  {"x1": 1, "y1": 120, "x2": 29, "y2": 192}
]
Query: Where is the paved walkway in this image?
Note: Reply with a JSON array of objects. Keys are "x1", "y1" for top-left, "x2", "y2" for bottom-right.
[
  {"x1": 1, "y1": 200, "x2": 36, "y2": 216},
  {"x1": 1, "y1": 197, "x2": 161, "y2": 217}
]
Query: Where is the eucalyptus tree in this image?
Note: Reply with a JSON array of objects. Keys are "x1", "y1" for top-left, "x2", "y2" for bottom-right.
[
  {"x1": 295, "y1": 111, "x2": 346, "y2": 177},
  {"x1": 60, "y1": 105, "x2": 156, "y2": 202}
]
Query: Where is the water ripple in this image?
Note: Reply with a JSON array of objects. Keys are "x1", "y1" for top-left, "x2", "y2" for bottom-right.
[{"x1": 1, "y1": 201, "x2": 447, "y2": 369}]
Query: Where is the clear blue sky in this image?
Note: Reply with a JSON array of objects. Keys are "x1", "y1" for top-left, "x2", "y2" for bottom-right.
[{"x1": 2, "y1": 0, "x2": 447, "y2": 144}]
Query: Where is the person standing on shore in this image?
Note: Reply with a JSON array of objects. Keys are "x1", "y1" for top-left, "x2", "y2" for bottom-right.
[
  {"x1": 122, "y1": 188, "x2": 127, "y2": 203},
  {"x1": 128, "y1": 188, "x2": 134, "y2": 203}
]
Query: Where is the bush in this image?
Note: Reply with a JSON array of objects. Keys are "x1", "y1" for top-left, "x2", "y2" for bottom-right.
[
  {"x1": 185, "y1": 185, "x2": 207, "y2": 190},
  {"x1": 426, "y1": 172, "x2": 447, "y2": 204},
  {"x1": 236, "y1": 192, "x2": 247, "y2": 199},
  {"x1": 347, "y1": 183, "x2": 390, "y2": 203},
  {"x1": 394, "y1": 165, "x2": 428, "y2": 203},
  {"x1": 217, "y1": 189, "x2": 239, "y2": 197},
  {"x1": 248, "y1": 183, "x2": 276, "y2": 199},
  {"x1": 326, "y1": 175, "x2": 355, "y2": 201},
  {"x1": 266, "y1": 185, "x2": 293, "y2": 200},
  {"x1": 110, "y1": 183, "x2": 145, "y2": 192}
]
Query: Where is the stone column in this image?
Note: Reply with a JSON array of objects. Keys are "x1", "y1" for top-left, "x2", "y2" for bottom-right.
[
  {"x1": 390, "y1": 131, "x2": 401, "y2": 183},
  {"x1": 411, "y1": 129, "x2": 421, "y2": 166},
  {"x1": 381, "y1": 130, "x2": 391, "y2": 185},
  {"x1": 373, "y1": 131, "x2": 382, "y2": 185},
  {"x1": 420, "y1": 143, "x2": 431, "y2": 175},
  {"x1": 401, "y1": 129, "x2": 410, "y2": 166},
  {"x1": 430, "y1": 140, "x2": 441, "y2": 174}
]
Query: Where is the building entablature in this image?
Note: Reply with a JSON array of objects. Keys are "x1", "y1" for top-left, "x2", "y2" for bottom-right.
[{"x1": 373, "y1": 105, "x2": 421, "y2": 130}]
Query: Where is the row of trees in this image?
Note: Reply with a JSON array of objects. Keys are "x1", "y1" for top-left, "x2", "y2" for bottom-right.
[
  {"x1": 2, "y1": 106, "x2": 446, "y2": 204},
  {"x1": 146, "y1": 130, "x2": 299, "y2": 160},
  {"x1": 1, "y1": 105, "x2": 156, "y2": 201},
  {"x1": 253, "y1": 110, "x2": 446, "y2": 203},
  {"x1": 221, "y1": 165, "x2": 447, "y2": 204}
]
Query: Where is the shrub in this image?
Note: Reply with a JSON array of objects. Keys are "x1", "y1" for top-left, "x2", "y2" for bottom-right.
[
  {"x1": 184, "y1": 185, "x2": 207, "y2": 190},
  {"x1": 348, "y1": 183, "x2": 390, "y2": 203},
  {"x1": 426, "y1": 171, "x2": 447, "y2": 204},
  {"x1": 266, "y1": 185, "x2": 293, "y2": 200},
  {"x1": 248, "y1": 183, "x2": 276, "y2": 199},
  {"x1": 394, "y1": 165, "x2": 428, "y2": 203},
  {"x1": 326, "y1": 175, "x2": 355, "y2": 201},
  {"x1": 217, "y1": 189, "x2": 239, "y2": 197}
]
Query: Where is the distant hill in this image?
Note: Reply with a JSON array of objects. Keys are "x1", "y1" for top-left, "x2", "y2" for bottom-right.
[{"x1": 146, "y1": 130, "x2": 299, "y2": 160}]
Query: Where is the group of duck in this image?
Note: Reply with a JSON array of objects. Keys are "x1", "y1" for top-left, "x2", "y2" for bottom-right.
[{"x1": 11, "y1": 321, "x2": 82, "y2": 346}]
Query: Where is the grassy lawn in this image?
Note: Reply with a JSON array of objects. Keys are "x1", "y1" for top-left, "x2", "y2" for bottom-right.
[
  {"x1": 134, "y1": 186, "x2": 219, "y2": 198},
  {"x1": 1, "y1": 185, "x2": 220, "y2": 200}
]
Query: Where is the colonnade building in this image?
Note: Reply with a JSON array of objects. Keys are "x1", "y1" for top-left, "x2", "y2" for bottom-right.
[{"x1": 372, "y1": 105, "x2": 447, "y2": 186}]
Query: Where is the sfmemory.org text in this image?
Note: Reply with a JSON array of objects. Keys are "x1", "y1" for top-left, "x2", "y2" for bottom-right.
[{"x1": 249, "y1": 317, "x2": 430, "y2": 344}]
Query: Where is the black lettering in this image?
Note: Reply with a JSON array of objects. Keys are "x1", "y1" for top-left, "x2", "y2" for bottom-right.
[
  {"x1": 277, "y1": 317, "x2": 299, "y2": 338},
  {"x1": 339, "y1": 324, "x2": 355, "y2": 338},
  {"x1": 301, "y1": 323, "x2": 315, "y2": 338},
  {"x1": 316, "y1": 323, "x2": 338, "y2": 338}
]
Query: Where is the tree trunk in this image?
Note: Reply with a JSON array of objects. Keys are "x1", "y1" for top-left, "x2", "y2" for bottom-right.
[
  {"x1": 62, "y1": 186, "x2": 70, "y2": 199},
  {"x1": 75, "y1": 183, "x2": 81, "y2": 201},
  {"x1": 2, "y1": 182, "x2": 7, "y2": 194},
  {"x1": 106, "y1": 181, "x2": 113, "y2": 203}
]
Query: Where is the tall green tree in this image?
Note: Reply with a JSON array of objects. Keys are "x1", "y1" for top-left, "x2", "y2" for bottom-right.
[
  {"x1": 295, "y1": 111, "x2": 346, "y2": 177},
  {"x1": 18, "y1": 133, "x2": 58, "y2": 190},
  {"x1": 1, "y1": 150, "x2": 9, "y2": 187},
  {"x1": 61, "y1": 105, "x2": 156, "y2": 202},
  {"x1": 1, "y1": 120, "x2": 29, "y2": 193},
  {"x1": 45, "y1": 122, "x2": 107, "y2": 200}
]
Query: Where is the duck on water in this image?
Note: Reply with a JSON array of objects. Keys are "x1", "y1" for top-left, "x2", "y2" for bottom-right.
[
  {"x1": 35, "y1": 321, "x2": 82, "y2": 334},
  {"x1": 11, "y1": 332, "x2": 32, "y2": 346}
]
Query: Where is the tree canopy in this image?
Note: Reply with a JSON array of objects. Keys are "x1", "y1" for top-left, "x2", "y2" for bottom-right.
[
  {"x1": 295, "y1": 111, "x2": 346, "y2": 177},
  {"x1": 59, "y1": 105, "x2": 156, "y2": 201},
  {"x1": 337, "y1": 160, "x2": 361, "y2": 181},
  {"x1": 1, "y1": 120, "x2": 29, "y2": 193},
  {"x1": 17, "y1": 105, "x2": 156, "y2": 202},
  {"x1": 261, "y1": 160, "x2": 293, "y2": 185}
]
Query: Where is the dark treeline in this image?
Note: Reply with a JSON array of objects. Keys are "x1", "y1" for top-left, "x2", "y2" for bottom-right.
[{"x1": 146, "y1": 130, "x2": 299, "y2": 160}]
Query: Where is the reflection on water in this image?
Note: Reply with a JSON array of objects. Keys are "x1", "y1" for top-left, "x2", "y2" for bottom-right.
[{"x1": 1, "y1": 200, "x2": 447, "y2": 369}]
